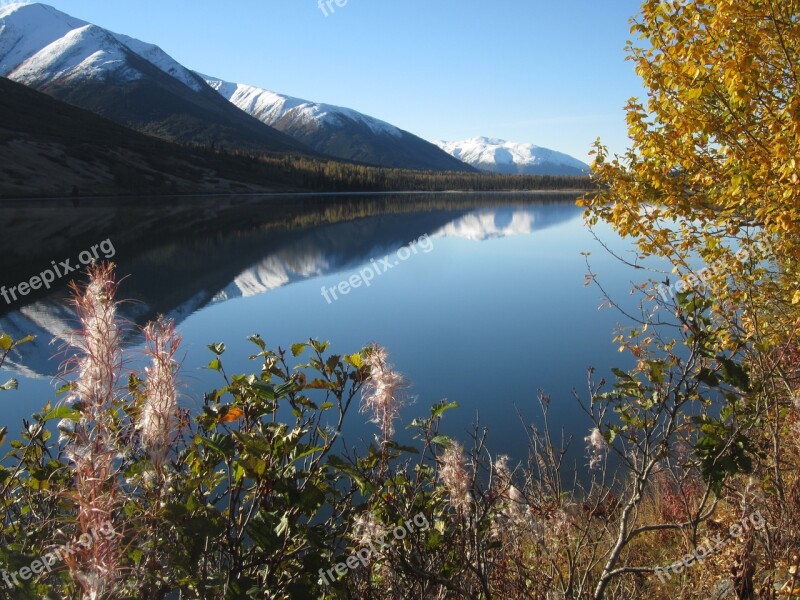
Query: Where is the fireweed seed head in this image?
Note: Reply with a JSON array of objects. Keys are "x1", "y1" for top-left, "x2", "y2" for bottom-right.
[
  {"x1": 138, "y1": 316, "x2": 181, "y2": 471},
  {"x1": 360, "y1": 344, "x2": 406, "y2": 442},
  {"x1": 438, "y1": 442, "x2": 472, "y2": 511},
  {"x1": 585, "y1": 427, "x2": 607, "y2": 470},
  {"x1": 67, "y1": 263, "x2": 122, "y2": 420},
  {"x1": 352, "y1": 512, "x2": 388, "y2": 551}
]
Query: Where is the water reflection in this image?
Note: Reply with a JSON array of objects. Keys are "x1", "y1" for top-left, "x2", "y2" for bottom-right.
[{"x1": 0, "y1": 193, "x2": 583, "y2": 377}]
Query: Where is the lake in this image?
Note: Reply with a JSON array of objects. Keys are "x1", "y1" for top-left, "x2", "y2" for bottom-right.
[{"x1": 0, "y1": 193, "x2": 645, "y2": 469}]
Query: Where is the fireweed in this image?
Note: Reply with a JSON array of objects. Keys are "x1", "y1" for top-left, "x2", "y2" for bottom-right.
[
  {"x1": 360, "y1": 344, "x2": 406, "y2": 443},
  {"x1": 584, "y1": 427, "x2": 607, "y2": 470},
  {"x1": 439, "y1": 441, "x2": 472, "y2": 511},
  {"x1": 61, "y1": 264, "x2": 123, "y2": 598},
  {"x1": 494, "y1": 454, "x2": 524, "y2": 522},
  {"x1": 138, "y1": 316, "x2": 181, "y2": 472}
]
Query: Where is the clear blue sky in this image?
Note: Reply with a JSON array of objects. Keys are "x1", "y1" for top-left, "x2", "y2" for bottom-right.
[{"x1": 26, "y1": 0, "x2": 644, "y2": 162}]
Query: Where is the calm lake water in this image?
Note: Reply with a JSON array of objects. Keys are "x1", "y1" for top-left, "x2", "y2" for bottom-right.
[{"x1": 0, "y1": 193, "x2": 645, "y2": 468}]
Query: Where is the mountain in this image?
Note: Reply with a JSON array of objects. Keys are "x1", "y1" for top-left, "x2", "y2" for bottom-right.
[
  {"x1": 0, "y1": 76, "x2": 330, "y2": 197},
  {"x1": 0, "y1": 3, "x2": 309, "y2": 155},
  {"x1": 434, "y1": 137, "x2": 590, "y2": 176},
  {"x1": 202, "y1": 75, "x2": 475, "y2": 172}
]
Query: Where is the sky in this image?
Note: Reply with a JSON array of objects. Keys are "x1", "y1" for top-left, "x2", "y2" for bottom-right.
[{"x1": 12, "y1": 0, "x2": 645, "y2": 162}]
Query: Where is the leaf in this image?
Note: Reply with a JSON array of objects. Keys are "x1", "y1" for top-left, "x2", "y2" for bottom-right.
[
  {"x1": 207, "y1": 358, "x2": 222, "y2": 371},
  {"x1": 248, "y1": 334, "x2": 266, "y2": 351},
  {"x1": 431, "y1": 401, "x2": 459, "y2": 419},
  {"x1": 611, "y1": 368, "x2": 635, "y2": 381},
  {"x1": 0, "y1": 379, "x2": 18, "y2": 391},
  {"x1": 41, "y1": 406, "x2": 80, "y2": 422},
  {"x1": 219, "y1": 407, "x2": 244, "y2": 423},
  {"x1": 325, "y1": 355, "x2": 340, "y2": 374},
  {"x1": 291, "y1": 343, "x2": 307, "y2": 357},
  {"x1": 0, "y1": 334, "x2": 13, "y2": 352},
  {"x1": 251, "y1": 381, "x2": 276, "y2": 400},
  {"x1": 306, "y1": 378, "x2": 332, "y2": 390},
  {"x1": 207, "y1": 342, "x2": 226, "y2": 356},
  {"x1": 15, "y1": 335, "x2": 33, "y2": 346},
  {"x1": 275, "y1": 513, "x2": 290, "y2": 536},
  {"x1": 430, "y1": 435, "x2": 452, "y2": 448},
  {"x1": 343, "y1": 353, "x2": 363, "y2": 369},
  {"x1": 718, "y1": 356, "x2": 750, "y2": 391}
]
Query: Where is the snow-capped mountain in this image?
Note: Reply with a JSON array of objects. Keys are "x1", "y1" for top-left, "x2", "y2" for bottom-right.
[
  {"x1": 434, "y1": 137, "x2": 590, "y2": 176},
  {"x1": 0, "y1": 2, "x2": 307, "y2": 154},
  {"x1": 203, "y1": 75, "x2": 474, "y2": 172}
]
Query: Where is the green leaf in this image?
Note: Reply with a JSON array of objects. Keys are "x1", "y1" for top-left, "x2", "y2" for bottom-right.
[
  {"x1": 248, "y1": 334, "x2": 266, "y2": 351},
  {"x1": 0, "y1": 379, "x2": 18, "y2": 391},
  {"x1": 291, "y1": 343, "x2": 307, "y2": 357},
  {"x1": 207, "y1": 342, "x2": 226, "y2": 356},
  {"x1": 431, "y1": 401, "x2": 459, "y2": 419},
  {"x1": 430, "y1": 435, "x2": 452, "y2": 448},
  {"x1": 718, "y1": 356, "x2": 750, "y2": 391},
  {"x1": 251, "y1": 381, "x2": 276, "y2": 400},
  {"x1": 207, "y1": 358, "x2": 222, "y2": 371},
  {"x1": 41, "y1": 406, "x2": 80, "y2": 422},
  {"x1": 611, "y1": 367, "x2": 634, "y2": 381},
  {"x1": 698, "y1": 367, "x2": 720, "y2": 388}
]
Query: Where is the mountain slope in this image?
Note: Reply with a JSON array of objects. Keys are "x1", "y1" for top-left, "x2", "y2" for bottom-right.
[
  {"x1": 0, "y1": 3, "x2": 309, "y2": 155},
  {"x1": 203, "y1": 75, "x2": 475, "y2": 172},
  {"x1": 0, "y1": 76, "x2": 319, "y2": 197},
  {"x1": 434, "y1": 137, "x2": 589, "y2": 176}
]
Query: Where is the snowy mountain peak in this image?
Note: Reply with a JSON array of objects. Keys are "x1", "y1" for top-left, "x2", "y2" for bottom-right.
[
  {"x1": 0, "y1": 3, "x2": 206, "y2": 90},
  {"x1": 0, "y1": 2, "x2": 89, "y2": 74},
  {"x1": 434, "y1": 137, "x2": 590, "y2": 176}
]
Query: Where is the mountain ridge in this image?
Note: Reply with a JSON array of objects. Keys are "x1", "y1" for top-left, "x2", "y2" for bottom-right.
[
  {"x1": 435, "y1": 136, "x2": 590, "y2": 176},
  {"x1": 202, "y1": 74, "x2": 475, "y2": 172}
]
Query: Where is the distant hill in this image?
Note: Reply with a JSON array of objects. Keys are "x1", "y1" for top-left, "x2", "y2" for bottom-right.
[
  {"x1": 434, "y1": 137, "x2": 590, "y2": 176},
  {"x1": 203, "y1": 75, "x2": 475, "y2": 172}
]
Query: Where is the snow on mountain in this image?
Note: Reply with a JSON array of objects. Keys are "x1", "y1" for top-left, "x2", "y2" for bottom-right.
[
  {"x1": 0, "y1": 2, "x2": 86, "y2": 74},
  {"x1": 202, "y1": 75, "x2": 402, "y2": 138},
  {"x1": 113, "y1": 32, "x2": 207, "y2": 92},
  {"x1": 202, "y1": 74, "x2": 473, "y2": 171},
  {"x1": 434, "y1": 137, "x2": 590, "y2": 176},
  {"x1": 0, "y1": 2, "x2": 305, "y2": 153},
  {"x1": 0, "y1": 2, "x2": 205, "y2": 90}
]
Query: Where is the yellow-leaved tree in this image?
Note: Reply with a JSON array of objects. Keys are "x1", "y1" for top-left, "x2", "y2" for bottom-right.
[
  {"x1": 581, "y1": 1, "x2": 800, "y2": 597},
  {"x1": 584, "y1": 0, "x2": 800, "y2": 345}
]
